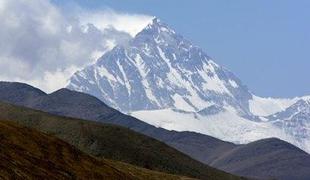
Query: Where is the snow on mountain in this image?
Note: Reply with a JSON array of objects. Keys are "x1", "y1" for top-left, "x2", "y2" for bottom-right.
[
  {"x1": 267, "y1": 98, "x2": 310, "y2": 152},
  {"x1": 67, "y1": 17, "x2": 310, "y2": 153},
  {"x1": 68, "y1": 18, "x2": 253, "y2": 116},
  {"x1": 131, "y1": 108, "x2": 293, "y2": 144},
  {"x1": 249, "y1": 95, "x2": 298, "y2": 116},
  {"x1": 131, "y1": 100, "x2": 310, "y2": 152},
  {"x1": 249, "y1": 95, "x2": 310, "y2": 117}
]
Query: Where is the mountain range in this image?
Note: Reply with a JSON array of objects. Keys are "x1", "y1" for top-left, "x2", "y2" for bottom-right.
[
  {"x1": 0, "y1": 86, "x2": 240, "y2": 180},
  {"x1": 67, "y1": 18, "x2": 310, "y2": 154},
  {"x1": 1, "y1": 81, "x2": 310, "y2": 180}
]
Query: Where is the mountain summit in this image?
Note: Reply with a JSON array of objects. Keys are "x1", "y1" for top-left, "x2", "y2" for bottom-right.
[
  {"x1": 68, "y1": 18, "x2": 252, "y2": 116},
  {"x1": 67, "y1": 18, "x2": 310, "y2": 154}
]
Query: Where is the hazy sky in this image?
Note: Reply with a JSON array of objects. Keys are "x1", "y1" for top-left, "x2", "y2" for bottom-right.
[{"x1": 53, "y1": 0, "x2": 310, "y2": 98}]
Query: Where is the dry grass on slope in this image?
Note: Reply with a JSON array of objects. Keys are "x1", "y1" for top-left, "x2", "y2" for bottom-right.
[{"x1": 0, "y1": 120, "x2": 194, "y2": 180}]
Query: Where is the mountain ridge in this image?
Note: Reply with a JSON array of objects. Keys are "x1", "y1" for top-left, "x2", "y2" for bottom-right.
[
  {"x1": 210, "y1": 138, "x2": 310, "y2": 180},
  {"x1": 1, "y1": 81, "x2": 310, "y2": 180},
  {"x1": 0, "y1": 99, "x2": 241, "y2": 180},
  {"x1": 66, "y1": 18, "x2": 310, "y2": 154}
]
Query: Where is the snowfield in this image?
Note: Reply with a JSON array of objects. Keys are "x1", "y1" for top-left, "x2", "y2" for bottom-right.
[{"x1": 131, "y1": 108, "x2": 294, "y2": 145}]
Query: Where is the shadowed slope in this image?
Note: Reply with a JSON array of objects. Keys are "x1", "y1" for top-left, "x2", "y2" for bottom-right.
[
  {"x1": 4, "y1": 82, "x2": 310, "y2": 179},
  {"x1": 0, "y1": 81, "x2": 46, "y2": 106},
  {"x1": 0, "y1": 120, "x2": 133, "y2": 179},
  {"x1": 0, "y1": 102, "x2": 241, "y2": 180},
  {"x1": 211, "y1": 138, "x2": 310, "y2": 180},
  {"x1": 0, "y1": 120, "x2": 198, "y2": 180},
  {"x1": 0, "y1": 82, "x2": 242, "y2": 173}
]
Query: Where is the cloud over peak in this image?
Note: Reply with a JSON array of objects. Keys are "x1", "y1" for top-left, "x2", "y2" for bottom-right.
[
  {"x1": 0, "y1": 0, "x2": 152, "y2": 92},
  {"x1": 79, "y1": 9, "x2": 153, "y2": 37}
]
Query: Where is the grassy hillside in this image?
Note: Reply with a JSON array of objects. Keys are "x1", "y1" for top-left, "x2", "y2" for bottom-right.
[
  {"x1": 0, "y1": 102, "x2": 242, "y2": 180},
  {"x1": 0, "y1": 120, "x2": 195, "y2": 180}
]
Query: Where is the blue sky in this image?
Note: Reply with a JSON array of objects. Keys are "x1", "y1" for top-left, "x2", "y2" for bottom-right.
[{"x1": 53, "y1": 0, "x2": 310, "y2": 98}]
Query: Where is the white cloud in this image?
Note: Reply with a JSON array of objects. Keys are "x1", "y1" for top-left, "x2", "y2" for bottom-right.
[
  {"x1": 0, "y1": 0, "x2": 152, "y2": 93},
  {"x1": 79, "y1": 9, "x2": 153, "y2": 36}
]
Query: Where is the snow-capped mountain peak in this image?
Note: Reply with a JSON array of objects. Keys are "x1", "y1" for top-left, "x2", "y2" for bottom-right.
[
  {"x1": 67, "y1": 18, "x2": 310, "y2": 153},
  {"x1": 142, "y1": 17, "x2": 176, "y2": 35},
  {"x1": 67, "y1": 18, "x2": 252, "y2": 116}
]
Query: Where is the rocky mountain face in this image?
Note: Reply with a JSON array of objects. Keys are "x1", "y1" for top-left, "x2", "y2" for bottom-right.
[
  {"x1": 67, "y1": 18, "x2": 253, "y2": 118},
  {"x1": 67, "y1": 18, "x2": 310, "y2": 154}
]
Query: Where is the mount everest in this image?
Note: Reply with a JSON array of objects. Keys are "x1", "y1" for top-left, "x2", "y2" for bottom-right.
[{"x1": 67, "y1": 18, "x2": 310, "y2": 153}]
